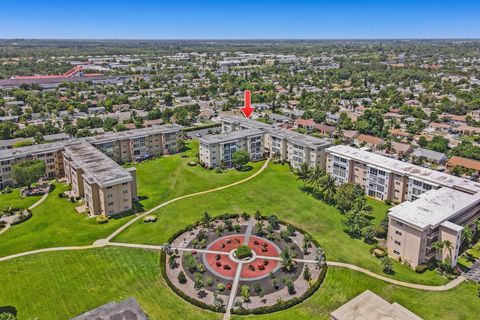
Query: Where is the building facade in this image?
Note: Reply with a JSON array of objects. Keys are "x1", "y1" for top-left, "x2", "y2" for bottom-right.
[{"x1": 0, "y1": 124, "x2": 183, "y2": 216}]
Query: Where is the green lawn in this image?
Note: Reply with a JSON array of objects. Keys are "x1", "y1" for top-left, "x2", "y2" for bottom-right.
[
  {"x1": 131, "y1": 140, "x2": 265, "y2": 211},
  {"x1": 115, "y1": 163, "x2": 446, "y2": 285},
  {"x1": 0, "y1": 183, "x2": 132, "y2": 258},
  {"x1": 0, "y1": 187, "x2": 41, "y2": 209},
  {"x1": 458, "y1": 242, "x2": 480, "y2": 268},
  {"x1": 0, "y1": 247, "x2": 477, "y2": 320},
  {"x1": 0, "y1": 141, "x2": 263, "y2": 258}
]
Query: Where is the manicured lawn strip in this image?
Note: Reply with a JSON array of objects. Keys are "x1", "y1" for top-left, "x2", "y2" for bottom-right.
[
  {"x1": 0, "y1": 184, "x2": 132, "y2": 258},
  {"x1": 231, "y1": 267, "x2": 479, "y2": 320},
  {"x1": 458, "y1": 242, "x2": 480, "y2": 268},
  {"x1": 131, "y1": 140, "x2": 264, "y2": 211},
  {"x1": 0, "y1": 248, "x2": 476, "y2": 320},
  {"x1": 0, "y1": 247, "x2": 219, "y2": 320},
  {"x1": 115, "y1": 163, "x2": 447, "y2": 285},
  {"x1": 0, "y1": 187, "x2": 41, "y2": 209}
]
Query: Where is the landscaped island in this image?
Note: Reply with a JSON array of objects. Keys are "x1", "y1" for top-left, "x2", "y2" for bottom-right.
[{"x1": 163, "y1": 212, "x2": 326, "y2": 315}]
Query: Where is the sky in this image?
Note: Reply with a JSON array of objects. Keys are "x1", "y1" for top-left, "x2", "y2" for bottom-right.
[{"x1": 1, "y1": 0, "x2": 479, "y2": 39}]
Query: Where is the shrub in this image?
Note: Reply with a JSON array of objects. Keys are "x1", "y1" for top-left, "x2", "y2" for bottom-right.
[
  {"x1": 1, "y1": 186, "x2": 12, "y2": 194},
  {"x1": 177, "y1": 271, "x2": 187, "y2": 284},
  {"x1": 216, "y1": 283, "x2": 225, "y2": 291},
  {"x1": 96, "y1": 215, "x2": 108, "y2": 224},
  {"x1": 214, "y1": 167, "x2": 223, "y2": 173},
  {"x1": 241, "y1": 212, "x2": 250, "y2": 220},
  {"x1": 415, "y1": 264, "x2": 428, "y2": 274},
  {"x1": 143, "y1": 215, "x2": 157, "y2": 223},
  {"x1": 11, "y1": 209, "x2": 32, "y2": 225},
  {"x1": 363, "y1": 226, "x2": 377, "y2": 244},
  {"x1": 381, "y1": 257, "x2": 394, "y2": 275},
  {"x1": 235, "y1": 245, "x2": 253, "y2": 259},
  {"x1": 188, "y1": 161, "x2": 197, "y2": 166}
]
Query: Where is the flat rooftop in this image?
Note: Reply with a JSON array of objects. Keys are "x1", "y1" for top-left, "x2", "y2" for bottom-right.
[
  {"x1": 85, "y1": 124, "x2": 183, "y2": 144},
  {"x1": 199, "y1": 128, "x2": 263, "y2": 144},
  {"x1": 327, "y1": 145, "x2": 480, "y2": 194},
  {"x1": 330, "y1": 290, "x2": 422, "y2": 320},
  {"x1": 221, "y1": 114, "x2": 331, "y2": 148},
  {"x1": 71, "y1": 297, "x2": 148, "y2": 320},
  {"x1": 64, "y1": 142, "x2": 132, "y2": 188},
  {"x1": 389, "y1": 187, "x2": 480, "y2": 230}
]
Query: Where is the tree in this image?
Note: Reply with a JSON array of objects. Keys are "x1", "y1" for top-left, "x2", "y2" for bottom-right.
[
  {"x1": 381, "y1": 257, "x2": 394, "y2": 274},
  {"x1": 232, "y1": 150, "x2": 250, "y2": 169},
  {"x1": 461, "y1": 227, "x2": 473, "y2": 248},
  {"x1": 344, "y1": 199, "x2": 371, "y2": 238},
  {"x1": 194, "y1": 272, "x2": 204, "y2": 290},
  {"x1": 334, "y1": 182, "x2": 365, "y2": 214},
  {"x1": 280, "y1": 247, "x2": 294, "y2": 272},
  {"x1": 241, "y1": 285, "x2": 250, "y2": 302},
  {"x1": 296, "y1": 163, "x2": 311, "y2": 189},
  {"x1": 303, "y1": 264, "x2": 311, "y2": 281},
  {"x1": 308, "y1": 165, "x2": 324, "y2": 192},
  {"x1": 163, "y1": 93, "x2": 173, "y2": 106},
  {"x1": 202, "y1": 211, "x2": 212, "y2": 228},
  {"x1": 320, "y1": 173, "x2": 337, "y2": 204},
  {"x1": 12, "y1": 160, "x2": 46, "y2": 187}
]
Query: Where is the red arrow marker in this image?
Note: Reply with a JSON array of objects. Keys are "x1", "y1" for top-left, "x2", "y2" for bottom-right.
[{"x1": 241, "y1": 90, "x2": 254, "y2": 119}]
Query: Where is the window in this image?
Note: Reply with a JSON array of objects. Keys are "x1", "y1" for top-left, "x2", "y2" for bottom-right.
[
  {"x1": 393, "y1": 250, "x2": 400, "y2": 255},
  {"x1": 107, "y1": 186, "x2": 112, "y2": 190},
  {"x1": 397, "y1": 221, "x2": 404, "y2": 226},
  {"x1": 395, "y1": 230, "x2": 402, "y2": 236},
  {"x1": 394, "y1": 240, "x2": 401, "y2": 245}
]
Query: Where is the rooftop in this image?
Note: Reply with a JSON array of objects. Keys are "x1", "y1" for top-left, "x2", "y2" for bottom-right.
[
  {"x1": 71, "y1": 297, "x2": 148, "y2": 320},
  {"x1": 327, "y1": 145, "x2": 480, "y2": 194},
  {"x1": 330, "y1": 290, "x2": 422, "y2": 320},
  {"x1": 388, "y1": 187, "x2": 480, "y2": 230},
  {"x1": 85, "y1": 124, "x2": 183, "y2": 145},
  {"x1": 64, "y1": 142, "x2": 133, "y2": 188},
  {"x1": 199, "y1": 128, "x2": 263, "y2": 144}
]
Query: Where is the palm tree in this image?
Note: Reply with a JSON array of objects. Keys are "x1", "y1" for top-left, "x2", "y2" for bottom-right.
[
  {"x1": 461, "y1": 227, "x2": 473, "y2": 248},
  {"x1": 431, "y1": 241, "x2": 444, "y2": 258},
  {"x1": 296, "y1": 163, "x2": 311, "y2": 189},
  {"x1": 442, "y1": 240, "x2": 453, "y2": 261},
  {"x1": 202, "y1": 211, "x2": 212, "y2": 228},
  {"x1": 308, "y1": 165, "x2": 324, "y2": 192},
  {"x1": 280, "y1": 247, "x2": 294, "y2": 272},
  {"x1": 321, "y1": 173, "x2": 337, "y2": 204}
]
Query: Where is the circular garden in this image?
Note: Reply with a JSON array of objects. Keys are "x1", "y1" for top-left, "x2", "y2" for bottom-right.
[{"x1": 162, "y1": 212, "x2": 327, "y2": 315}]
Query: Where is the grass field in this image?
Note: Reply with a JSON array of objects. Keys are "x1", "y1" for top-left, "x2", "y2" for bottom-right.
[
  {"x1": 0, "y1": 247, "x2": 477, "y2": 320},
  {"x1": 131, "y1": 140, "x2": 265, "y2": 211},
  {"x1": 0, "y1": 141, "x2": 264, "y2": 258},
  {"x1": 0, "y1": 188, "x2": 41, "y2": 209},
  {"x1": 115, "y1": 162, "x2": 446, "y2": 285},
  {"x1": 0, "y1": 184, "x2": 132, "y2": 258}
]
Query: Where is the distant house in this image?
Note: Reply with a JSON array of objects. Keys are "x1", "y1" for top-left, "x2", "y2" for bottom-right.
[
  {"x1": 354, "y1": 134, "x2": 384, "y2": 149},
  {"x1": 388, "y1": 128, "x2": 410, "y2": 139},
  {"x1": 268, "y1": 113, "x2": 289, "y2": 124},
  {"x1": 71, "y1": 298, "x2": 148, "y2": 320},
  {"x1": 428, "y1": 122, "x2": 451, "y2": 133},
  {"x1": 452, "y1": 125, "x2": 480, "y2": 136},
  {"x1": 315, "y1": 123, "x2": 336, "y2": 135},
  {"x1": 143, "y1": 119, "x2": 163, "y2": 127},
  {"x1": 44, "y1": 133, "x2": 70, "y2": 143},
  {"x1": 342, "y1": 130, "x2": 359, "y2": 142},
  {"x1": 446, "y1": 156, "x2": 480, "y2": 175},
  {"x1": 411, "y1": 148, "x2": 448, "y2": 164},
  {"x1": 390, "y1": 141, "x2": 413, "y2": 156},
  {"x1": 294, "y1": 118, "x2": 316, "y2": 131}
]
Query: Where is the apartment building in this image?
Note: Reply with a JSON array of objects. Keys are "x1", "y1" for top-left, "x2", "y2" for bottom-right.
[
  {"x1": 85, "y1": 124, "x2": 184, "y2": 163},
  {"x1": 387, "y1": 188, "x2": 480, "y2": 267},
  {"x1": 326, "y1": 145, "x2": 480, "y2": 203},
  {"x1": 218, "y1": 115, "x2": 331, "y2": 169},
  {"x1": 326, "y1": 145, "x2": 480, "y2": 268},
  {"x1": 0, "y1": 124, "x2": 184, "y2": 215},
  {"x1": 199, "y1": 128, "x2": 264, "y2": 168},
  {"x1": 63, "y1": 142, "x2": 137, "y2": 216}
]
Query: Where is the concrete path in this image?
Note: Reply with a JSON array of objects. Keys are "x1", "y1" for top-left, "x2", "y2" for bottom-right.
[
  {"x1": 223, "y1": 261, "x2": 244, "y2": 320},
  {"x1": 0, "y1": 245, "x2": 96, "y2": 262},
  {"x1": 243, "y1": 220, "x2": 254, "y2": 245},
  {"x1": 463, "y1": 259, "x2": 480, "y2": 283},
  {"x1": 105, "y1": 159, "x2": 270, "y2": 241},
  {"x1": 0, "y1": 189, "x2": 50, "y2": 236},
  {"x1": 326, "y1": 261, "x2": 466, "y2": 291}
]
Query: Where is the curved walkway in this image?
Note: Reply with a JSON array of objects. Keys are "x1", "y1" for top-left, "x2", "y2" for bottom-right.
[
  {"x1": 0, "y1": 189, "x2": 50, "y2": 236},
  {"x1": 105, "y1": 159, "x2": 270, "y2": 241},
  {"x1": 326, "y1": 261, "x2": 466, "y2": 291},
  {"x1": 0, "y1": 245, "x2": 96, "y2": 262}
]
